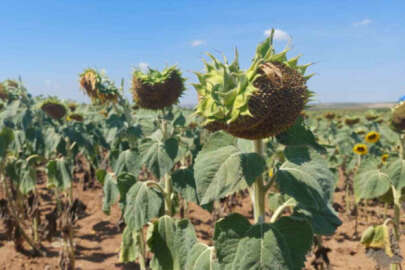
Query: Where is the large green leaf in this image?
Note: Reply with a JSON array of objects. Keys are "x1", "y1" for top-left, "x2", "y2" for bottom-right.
[
  {"x1": 113, "y1": 149, "x2": 141, "y2": 177},
  {"x1": 276, "y1": 118, "x2": 325, "y2": 153},
  {"x1": 214, "y1": 214, "x2": 313, "y2": 270},
  {"x1": 124, "y1": 181, "x2": 164, "y2": 230},
  {"x1": 139, "y1": 130, "x2": 179, "y2": 179},
  {"x1": 148, "y1": 215, "x2": 197, "y2": 270},
  {"x1": 386, "y1": 158, "x2": 405, "y2": 191},
  {"x1": 172, "y1": 167, "x2": 199, "y2": 203},
  {"x1": 185, "y1": 243, "x2": 218, "y2": 270},
  {"x1": 276, "y1": 146, "x2": 335, "y2": 210},
  {"x1": 46, "y1": 158, "x2": 72, "y2": 191},
  {"x1": 354, "y1": 164, "x2": 391, "y2": 202},
  {"x1": 194, "y1": 132, "x2": 266, "y2": 204}
]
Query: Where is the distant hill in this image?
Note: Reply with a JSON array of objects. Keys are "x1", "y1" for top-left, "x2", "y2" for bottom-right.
[{"x1": 308, "y1": 102, "x2": 395, "y2": 110}]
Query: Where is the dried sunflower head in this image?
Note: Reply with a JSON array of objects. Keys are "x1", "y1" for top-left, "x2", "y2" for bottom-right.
[{"x1": 194, "y1": 29, "x2": 313, "y2": 140}]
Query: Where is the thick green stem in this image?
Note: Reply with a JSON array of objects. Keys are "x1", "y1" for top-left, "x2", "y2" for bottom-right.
[
  {"x1": 164, "y1": 175, "x2": 173, "y2": 216},
  {"x1": 251, "y1": 140, "x2": 266, "y2": 223},
  {"x1": 390, "y1": 186, "x2": 401, "y2": 270}
]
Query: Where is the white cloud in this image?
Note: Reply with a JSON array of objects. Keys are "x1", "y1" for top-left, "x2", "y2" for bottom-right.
[
  {"x1": 264, "y1": 28, "x2": 291, "y2": 42},
  {"x1": 138, "y1": 62, "x2": 149, "y2": 72},
  {"x1": 191, "y1": 40, "x2": 205, "y2": 47},
  {"x1": 353, "y1": 19, "x2": 372, "y2": 26}
]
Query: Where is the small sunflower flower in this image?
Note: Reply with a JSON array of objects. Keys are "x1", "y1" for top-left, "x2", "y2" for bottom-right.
[
  {"x1": 353, "y1": 144, "x2": 368, "y2": 155},
  {"x1": 268, "y1": 169, "x2": 274, "y2": 178},
  {"x1": 381, "y1": 154, "x2": 389, "y2": 163},
  {"x1": 365, "y1": 131, "x2": 380, "y2": 143}
]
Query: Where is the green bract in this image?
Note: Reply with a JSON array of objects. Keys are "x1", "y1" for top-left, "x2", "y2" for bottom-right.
[
  {"x1": 132, "y1": 66, "x2": 185, "y2": 110},
  {"x1": 193, "y1": 29, "x2": 313, "y2": 139}
]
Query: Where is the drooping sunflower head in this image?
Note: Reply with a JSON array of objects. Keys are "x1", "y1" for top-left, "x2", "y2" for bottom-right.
[
  {"x1": 353, "y1": 143, "x2": 368, "y2": 155},
  {"x1": 344, "y1": 117, "x2": 360, "y2": 126},
  {"x1": 365, "y1": 131, "x2": 380, "y2": 143},
  {"x1": 40, "y1": 98, "x2": 67, "y2": 120},
  {"x1": 194, "y1": 29, "x2": 313, "y2": 139},
  {"x1": 365, "y1": 112, "x2": 379, "y2": 122},
  {"x1": 131, "y1": 66, "x2": 185, "y2": 110},
  {"x1": 355, "y1": 128, "x2": 366, "y2": 135},
  {"x1": 391, "y1": 101, "x2": 405, "y2": 132},
  {"x1": 79, "y1": 68, "x2": 120, "y2": 105},
  {"x1": 381, "y1": 154, "x2": 389, "y2": 163},
  {"x1": 324, "y1": 112, "x2": 336, "y2": 120}
]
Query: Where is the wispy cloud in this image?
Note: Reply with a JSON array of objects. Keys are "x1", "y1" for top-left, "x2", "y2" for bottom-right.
[
  {"x1": 191, "y1": 40, "x2": 206, "y2": 47},
  {"x1": 353, "y1": 19, "x2": 372, "y2": 26},
  {"x1": 138, "y1": 62, "x2": 149, "y2": 72},
  {"x1": 264, "y1": 28, "x2": 291, "y2": 41}
]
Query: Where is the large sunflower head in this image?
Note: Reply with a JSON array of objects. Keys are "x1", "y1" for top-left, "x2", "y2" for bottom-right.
[
  {"x1": 391, "y1": 101, "x2": 405, "y2": 132},
  {"x1": 365, "y1": 131, "x2": 380, "y2": 143},
  {"x1": 353, "y1": 143, "x2": 368, "y2": 155},
  {"x1": 131, "y1": 66, "x2": 185, "y2": 110},
  {"x1": 193, "y1": 29, "x2": 313, "y2": 140},
  {"x1": 324, "y1": 112, "x2": 336, "y2": 120},
  {"x1": 40, "y1": 98, "x2": 67, "y2": 120},
  {"x1": 79, "y1": 68, "x2": 120, "y2": 105},
  {"x1": 344, "y1": 117, "x2": 360, "y2": 126}
]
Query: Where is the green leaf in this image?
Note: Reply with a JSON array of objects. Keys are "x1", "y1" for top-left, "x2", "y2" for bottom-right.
[
  {"x1": 46, "y1": 158, "x2": 72, "y2": 191},
  {"x1": 102, "y1": 173, "x2": 119, "y2": 215},
  {"x1": 148, "y1": 216, "x2": 197, "y2": 270},
  {"x1": 119, "y1": 226, "x2": 140, "y2": 263},
  {"x1": 194, "y1": 132, "x2": 266, "y2": 204},
  {"x1": 117, "y1": 173, "x2": 137, "y2": 205},
  {"x1": 386, "y1": 158, "x2": 405, "y2": 191},
  {"x1": 124, "y1": 181, "x2": 164, "y2": 230},
  {"x1": 20, "y1": 165, "x2": 37, "y2": 194},
  {"x1": 214, "y1": 214, "x2": 313, "y2": 270},
  {"x1": 185, "y1": 243, "x2": 218, "y2": 270},
  {"x1": 95, "y1": 169, "x2": 107, "y2": 185},
  {"x1": 276, "y1": 118, "x2": 326, "y2": 153},
  {"x1": 113, "y1": 149, "x2": 141, "y2": 177},
  {"x1": 139, "y1": 132, "x2": 179, "y2": 179},
  {"x1": 276, "y1": 146, "x2": 335, "y2": 210},
  {"x1": 172, "y1": 167, "x2": 199, "y2": 203},
  {"x1": 354, "y1": 166, "x2": 391, "y2": 202}
]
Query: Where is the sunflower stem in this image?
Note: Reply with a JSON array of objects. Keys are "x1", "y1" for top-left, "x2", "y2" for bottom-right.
[{"x1": 250, "y1": 139, "x2": 266, "y2": 223}]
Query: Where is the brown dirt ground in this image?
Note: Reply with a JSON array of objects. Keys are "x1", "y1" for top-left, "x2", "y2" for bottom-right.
[{"x1": 0, "y1": 172, "x2": 404, "y2": 270}]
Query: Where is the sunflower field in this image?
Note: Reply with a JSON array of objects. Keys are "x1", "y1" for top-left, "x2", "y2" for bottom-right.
[{"x1": 0, "y1": 31, "x2": 404, "y2": 270}]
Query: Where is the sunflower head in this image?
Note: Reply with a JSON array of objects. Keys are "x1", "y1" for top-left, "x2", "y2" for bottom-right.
[
  {"x1": 365, "y1": 131, "x2": 380, "y2": 143},
  {"x1": 40, "y1": 98, "x2": 67, "y2": 120},
  {"x1": 345, "y1": 117, "x2": 360, "y2": 126},
  {"x1": 324, "y1": 112, "x2": 336, "y2": 120},
  {"x1": 79, "y1": 68, "x2": 120, "y2": 105},
  {"x1": 194, "y1": 29, "x2": 313, "y2": 140},
  {"x1": 381, "y1": 154, "x2": 389, "y2": 163},
  {"x1": 391, "y1": 102, "x2": 405, "y2": 132},
  {"x1": 353, "y1": 144, "x2": 368, "y2": 155},
  {"x1": 355, "y1": 128, "x2": 366, "y2": 135},
  {"x1": 131, "y1": 66, "x2": 185, "y2": 110},
  {"x1": 365, "y1": 113, "x2": 379, "y2": 122}
]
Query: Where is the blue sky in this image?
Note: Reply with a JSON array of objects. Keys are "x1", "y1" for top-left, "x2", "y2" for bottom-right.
[{"x1": 0, "y1": 0, "x2": 404, "y2": 104}]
